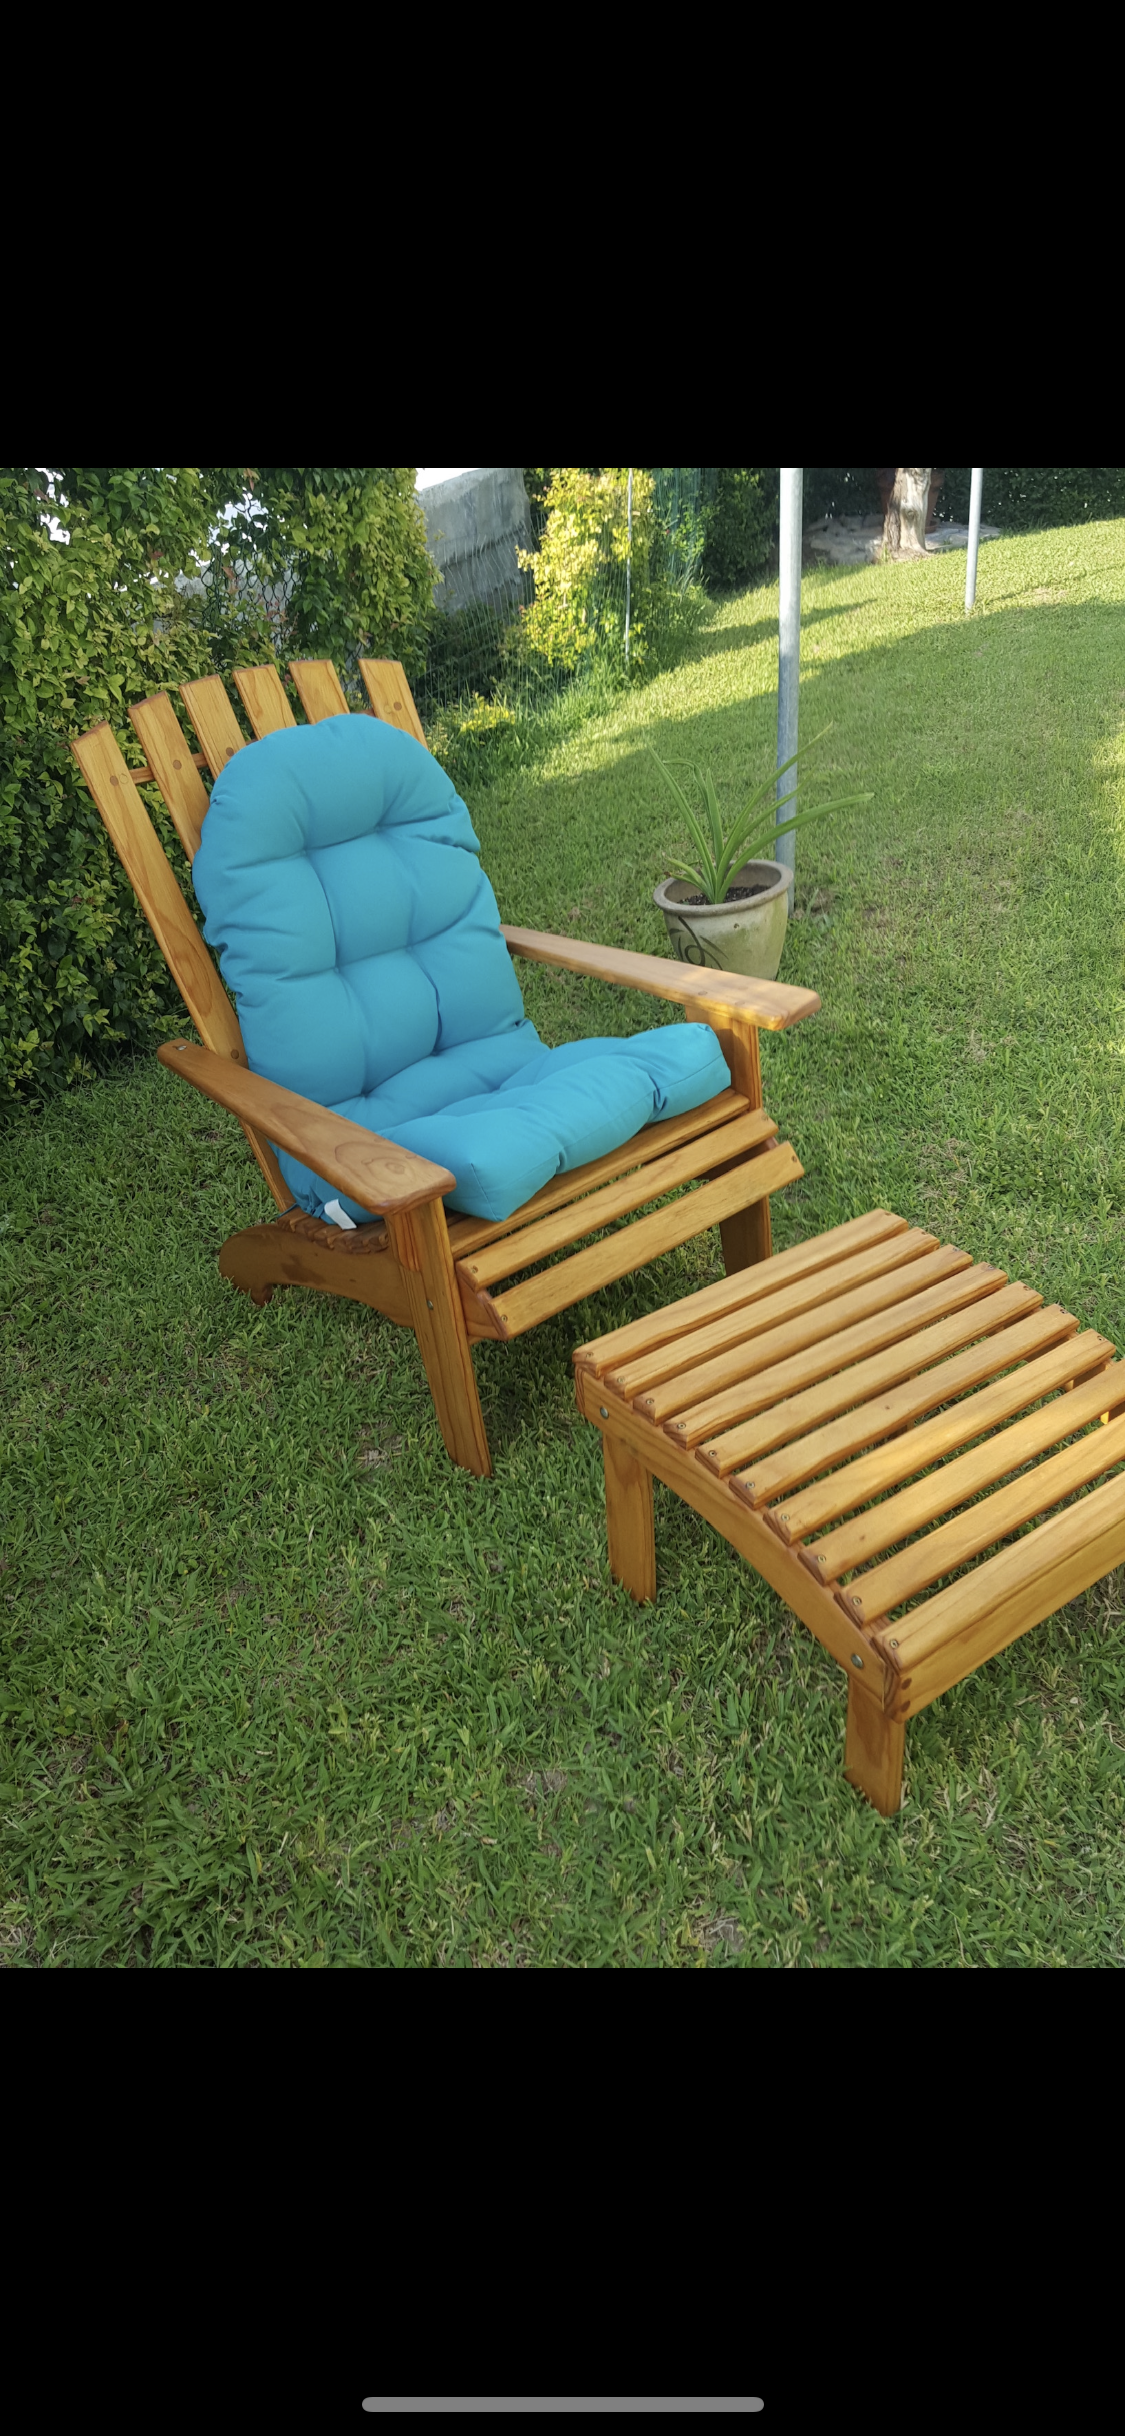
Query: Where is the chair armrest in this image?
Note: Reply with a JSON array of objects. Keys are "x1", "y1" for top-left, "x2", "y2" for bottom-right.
[
  {"x1": 157, "y1": 1040, "x2": 454, "y2": 1216},
  {"x1": 500, "y1": 926, "x2": 819, "y2": 1031}
]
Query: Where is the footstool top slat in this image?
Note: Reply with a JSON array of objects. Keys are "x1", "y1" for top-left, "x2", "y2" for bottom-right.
[
  {"x1": 634, "y1": 1242, "x2": 971, "y2": 1428},
  {"x1": 573, "y1": 1210, "x2": 909, "y2": 1379},
  {"x1": 682, "y1": 1268, "x2": 1021, "y2": 1464},
  {"x1": 802, "y1": 1353, "x2": 1124, "y2": 1584},
  {"x1": 603, "y1": 1225, "x2": 939, "y2": 1406},
  {"x1": 753, "y1": 1319, "x2": 1100, "y2": 1534}
]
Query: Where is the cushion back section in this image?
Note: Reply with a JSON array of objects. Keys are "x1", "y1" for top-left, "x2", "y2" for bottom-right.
[{"x1": 192, "y1": 714, "x2": 529, "y2": 1110}]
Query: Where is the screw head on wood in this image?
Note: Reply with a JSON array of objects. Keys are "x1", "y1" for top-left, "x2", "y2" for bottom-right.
[
  {"x1": 851, "y1": 1653, "x2": 864, "y2": 1668},
  {"x1": 599, "y1": 1406, "x2": 609, "y2": 1418}
]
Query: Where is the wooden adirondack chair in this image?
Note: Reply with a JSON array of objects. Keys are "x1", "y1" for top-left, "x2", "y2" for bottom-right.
[{"x1": 71, "y1": 657, "x2": 819, "y2": 1477}]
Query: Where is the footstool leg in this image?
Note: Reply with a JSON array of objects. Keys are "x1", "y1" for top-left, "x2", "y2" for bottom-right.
[
  {"x1": 844, "y1": 1681, "x2": 906, "y2": 1817},
  {"x1": 603, "y1": 1432, "x2": 657, "y2": 1604}
]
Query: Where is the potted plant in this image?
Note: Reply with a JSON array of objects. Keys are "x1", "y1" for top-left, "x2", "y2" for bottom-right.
[{"x1": 650, "y1": 737, "x2": 870, "y2": 978}]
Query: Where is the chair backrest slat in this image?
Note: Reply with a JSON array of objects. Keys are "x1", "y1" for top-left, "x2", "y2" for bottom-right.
[
  {"x1": 72, "y1": 721, "x2": 243, "y2": 1058},
  {"x1": 129, "y1": 693, "x2": 212, "y2": 863},
  {"x1": 233, "y1": 664, "x2": 297, "y2": 738},
  {"x1": 359, "y1": 658, "x2": 428, "y2": 748},
  {"x1": 289, "y1": 660, "x2": 350, "y2": 723},
  {"x1": 179, "y1": 675, "x2": 247, "y2": 777}
]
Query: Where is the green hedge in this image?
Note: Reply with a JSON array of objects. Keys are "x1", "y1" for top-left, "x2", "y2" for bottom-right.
[
  {"x1": 935, "y1": 468, "x2": 1125, "y2": 529},
  {"x1": 1, "y1": 468, "x2": 436, "y2": 1110},
  {"x1": 700, "y1": 469, "x2": 779, "y2": 589},
  {"x1": 803, "y1": 467, "x2": 1125, "y2": 531}
]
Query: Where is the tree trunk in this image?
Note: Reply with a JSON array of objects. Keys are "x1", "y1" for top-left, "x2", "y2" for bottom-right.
[{"x1": 883, "y1": 468, "x2": 932, "y2": 560}]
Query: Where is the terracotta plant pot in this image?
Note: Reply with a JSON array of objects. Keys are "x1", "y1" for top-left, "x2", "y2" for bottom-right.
[{"x1": 654, "y1": 861, "x2": 790, "y2": 980}]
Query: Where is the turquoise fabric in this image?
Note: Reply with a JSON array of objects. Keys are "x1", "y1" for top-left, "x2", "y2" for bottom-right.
[{"x1": 192, "y1": 715, "x2": 730, "y2": 1223}]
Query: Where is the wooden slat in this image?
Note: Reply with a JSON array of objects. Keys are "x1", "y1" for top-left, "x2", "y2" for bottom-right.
[
  {"x1": 486, "y1": 1141, "x2": 804, "y2": 1337},
  {"x1": 128, "y1": 694, "x2": 212, "y2": 863},
  {"x1": 459, "y1": 1109, "x2": 778, "y2": 1291},
  {"x1": 576, "y1": 1370, "x2": 887, "y2": 1694},
  {"x1": 157, "y1": 1039, "x2": 454, "y2": 1217},
  {"x1": 879, "y1": 1469, "x2": 1125, "y2": 1720},
  {"x1": 698, "y1": 1281, "x2": 1043, "y2": 1478},
  {"x1": 359, "y1": 658, "x2": 428, "y2": 747},
  {"x1": 179, "y1": 676, "x2": 247, "y2": 778},
  {"x1": 805, "y1": 1353, "x2": 1122, "y2": 1583},
  {"x1": 573, "y1": 1212, "x2": 910, "y2": 1380},
  {"x1": 72, "y1": 725, "x2": 245, "y2": 1061},
  {"x1": 445, "y1": 1089, "x2": 750, "y2": 1260},
  {"x1": 635, "y1": 1240, "x2": 965, "y2": 1427},
  {"x1": 736, "y1": 1307, "x2": 1086, "y2": 1519},
  {"x1": 605, "y1": 1227, "x2": 939, "y2": 1407},
  {"x1": 233, "y1": 664, "x2": 297, "y2": 737},
  {"x1": 669, "y1": 1259, "x2": 1002, "y2": 1454},
  {"x1": 70, "y1": 722, "x2": 289, "y2": 1209},
  {"x1": 841, "y1": 1409, "x2": 1125, "y2": 1627},
  {"x1": 502, "y1": 925, "x2": 821, "y2": 1033},
  {"x1": 290, "y1": 660, "x2": 350, "y2": 722},
  {"x1": 460, "y1": 1284, "x2": 513, "y2": 1342}
]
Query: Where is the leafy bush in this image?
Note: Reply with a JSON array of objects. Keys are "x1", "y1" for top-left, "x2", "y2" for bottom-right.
[
  {"x1": 512, "y1": 468, "x2": 650, "y2": 675},
  {"x1": 417, "y1": 597, "x2": 514, "y2": 719},
  {"x1": 700, "y1": 468, "x2": 778, "y2": 588},
  {"x1": 426, "y1": 693, "x2": 520, "y2": 788},
  {"x1": 937, "y1": 467, "x2": 1125, "y2": 530},
  {"x1": 512, "y1": 468, "x2": 704, "y2": 681},
  {"x1": 1, "y1": 466, "x2": 438, "y2": 1109},
  {"x1": 521, "y1": 469, "x2": 553, "y2": 543},
  {"x1": 0, "y1": 468, "x2": 227, "y2": 1106},
  {"x1": 802, "y1": 468, "x2": 884, "y2": 525},
  {"x1": 215, "y1": 468, "x2": 436, "y2": 694},
  {"x1": 802, "y1": 468, "x2": 1125, "y2": 531}
]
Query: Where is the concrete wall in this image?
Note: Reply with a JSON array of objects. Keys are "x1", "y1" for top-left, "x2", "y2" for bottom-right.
[{"x1": 416, "y1": 468, "x2": 533, "y2": 616}]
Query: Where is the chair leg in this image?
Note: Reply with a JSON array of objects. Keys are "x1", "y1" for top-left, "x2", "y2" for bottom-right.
[
  {"x1": 603, "y1": 1431, "x2": 657, "y2": 1603},
  {"x1": 844, "y1": 1680, "x2": 905, "y2": 1817},
  {"x1": 720, "y1": 1201, "x2": 772, "y2": 1275},
  {"x1": 389, "y1": 1201, "x2": 493, "y2": 1479}
]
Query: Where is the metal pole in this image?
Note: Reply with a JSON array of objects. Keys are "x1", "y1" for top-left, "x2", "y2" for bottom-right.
[
  {"x1": 624, "y1": 468, "x2": 633, "y2": 668},
  {"x1": 965, "y1": 467, "x2": 984, "y2": 612},
  {"x1": 777, "y1": 467, "x2": 803, "y2": 913}
]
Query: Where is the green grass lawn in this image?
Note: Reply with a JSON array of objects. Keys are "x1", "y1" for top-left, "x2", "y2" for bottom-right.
[{"x1": 4, "y1": 520, "x2": 1125, "y2": 1967}]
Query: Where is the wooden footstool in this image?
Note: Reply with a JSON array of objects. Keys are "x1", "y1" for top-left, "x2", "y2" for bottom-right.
[{"x1": 573, "y1": 1209, "x2": 1125, "y2": 1815}]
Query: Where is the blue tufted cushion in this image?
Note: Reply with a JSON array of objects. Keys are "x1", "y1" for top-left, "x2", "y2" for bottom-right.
[{"x1": 192, "y1": 715, "x2": 730, "y2": 1223}]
